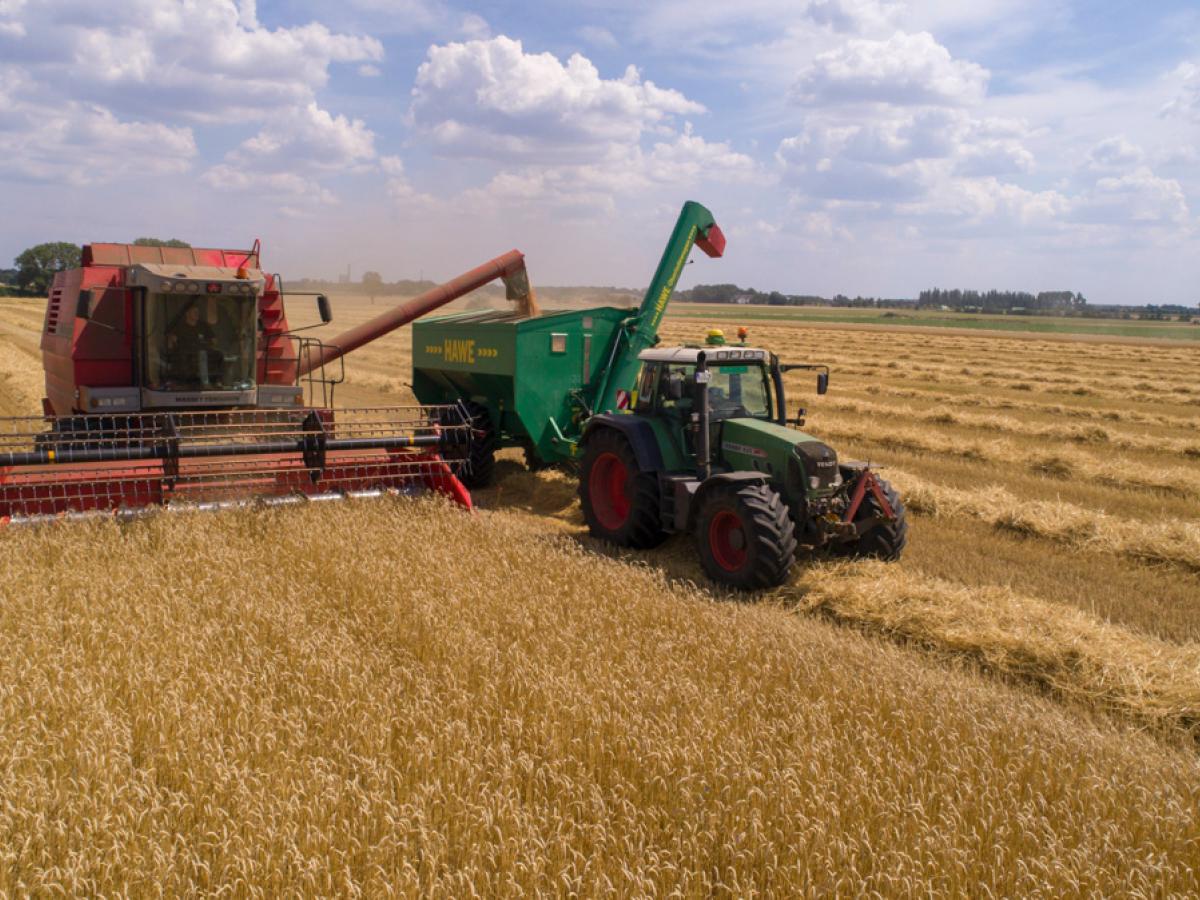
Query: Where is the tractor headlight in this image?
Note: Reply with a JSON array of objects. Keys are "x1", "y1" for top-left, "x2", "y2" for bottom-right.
[
  {"x1": 186, "y1": 282, "x2": 199, "y2": 293},
  {"x1": 809, "y1": 476, "x2": 820, "y2": 490}
]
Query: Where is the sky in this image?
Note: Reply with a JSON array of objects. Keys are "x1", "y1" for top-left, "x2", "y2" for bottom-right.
[{"x1": 0, "y1": 0, "x2": 1197, "y2": 304}]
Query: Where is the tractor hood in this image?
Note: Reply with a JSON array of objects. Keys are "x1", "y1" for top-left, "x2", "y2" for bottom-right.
[{"x1": 718, "y1": 418, "x2": 840, "y2": 496}]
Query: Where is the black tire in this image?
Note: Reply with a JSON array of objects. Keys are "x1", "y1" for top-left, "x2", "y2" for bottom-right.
[
  {"x1": 837, "y1": 474, "x2": 908, "y2": 561},
  {"x1": 448, "y1": 401, "x2": 496, "y2": 489},
  {"x1": 579, "y1": 428, "x2": 665, "y2": 549},
  {"x1": 695, "y1": 482, "x2": 797, "y2": 590}
]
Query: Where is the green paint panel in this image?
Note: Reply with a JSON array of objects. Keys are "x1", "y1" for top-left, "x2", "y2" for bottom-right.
[{"x1": 412, "y1": 306, "x2": 630, "y2": 463}]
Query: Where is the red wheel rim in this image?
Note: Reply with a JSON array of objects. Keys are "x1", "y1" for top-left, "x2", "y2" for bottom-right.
[
  {"x1": 709, "y1": 510, "x2": 748, "y2": 571},
  {"x1": 589, "y1": 452, "x2": 630, "y2": 530}
]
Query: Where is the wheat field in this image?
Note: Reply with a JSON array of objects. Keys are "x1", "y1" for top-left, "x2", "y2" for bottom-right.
[{"x1": 0, "y1": 294, "x2": 1197, "y2": 894}]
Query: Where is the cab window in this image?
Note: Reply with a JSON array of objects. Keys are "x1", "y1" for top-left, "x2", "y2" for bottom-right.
[{"x1": 709, "y1": 364, "x2": 772, "y2": 420}]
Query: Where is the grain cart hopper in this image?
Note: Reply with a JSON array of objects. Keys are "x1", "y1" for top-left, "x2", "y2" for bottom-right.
[
  {"x1": 412, "y1": 201, "x2": 908, "y2": 588},
  {"x1": 0, "y1": 241, "x2": 534, "y2": 521}
]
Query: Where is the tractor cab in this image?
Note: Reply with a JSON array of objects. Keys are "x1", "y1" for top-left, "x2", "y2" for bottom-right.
[
  {"x1": 635, "y1": 345, "x2": 778, "y2": 423},
  {"x1": 633, "y1": 329, "x2": 828, "y2": 429}
]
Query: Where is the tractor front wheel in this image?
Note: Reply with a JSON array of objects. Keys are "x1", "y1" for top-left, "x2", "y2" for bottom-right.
[
  {"x1": 695, "y1": 482, "x2": 797, "y2": 590},
  {"x1": 579, "y1": 429, "x2": 665, "y2": 549}
]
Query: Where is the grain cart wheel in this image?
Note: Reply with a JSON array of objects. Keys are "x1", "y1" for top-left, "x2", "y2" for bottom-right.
[
  {"x1": 837, "y1": 474, "x2": 908, "y2": 561},
  {"x1": 579, "y1": 428, "x2": 665, "y2": 549},
  {"x1": 452, "y1": 401, "x2": 497, "y2": 489},
  {"x1": 696, "y1": 482, "x2": 797, "y2": 590}
]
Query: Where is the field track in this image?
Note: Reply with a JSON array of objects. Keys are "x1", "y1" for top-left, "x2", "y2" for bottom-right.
[{"x1": 0, "y1": 294, "x2": 1197, "y2": 893}]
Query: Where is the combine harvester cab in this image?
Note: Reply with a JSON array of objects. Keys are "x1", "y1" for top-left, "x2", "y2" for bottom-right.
[
  {"x1": 1, "y1": 241, "x2": 535, "y2": 522},
  {"x1": 413, "y1": 201, "x2": 909, "y2": 589}
]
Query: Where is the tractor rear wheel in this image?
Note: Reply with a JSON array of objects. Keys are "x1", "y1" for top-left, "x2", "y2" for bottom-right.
[
  {"x1": 837, "y1": 474, "x2": 908, "y2": 561},
  {"x1": 696, "y1": 482, "x2": 797, "y2": 590},
  {"x1": 455, "y1": 401, "x2": 497, "y2": 489},
  {"x1": 579, "y1": 428, "x2": 665, "y2": 549}
]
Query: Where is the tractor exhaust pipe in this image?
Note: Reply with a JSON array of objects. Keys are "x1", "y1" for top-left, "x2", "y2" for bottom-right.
[{"x1": 298, "y1": 250, "x2": 532, "y2": 376}]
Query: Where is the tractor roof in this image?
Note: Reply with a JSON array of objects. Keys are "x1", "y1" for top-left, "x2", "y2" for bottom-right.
[{"x1": 638, "y1": 346, "x2": 768, "y2": 364}]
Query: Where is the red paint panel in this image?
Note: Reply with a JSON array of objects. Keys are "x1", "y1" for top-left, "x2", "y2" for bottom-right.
[{"x1": 695, "y1": 223, "x2": 726, "y2": 259}]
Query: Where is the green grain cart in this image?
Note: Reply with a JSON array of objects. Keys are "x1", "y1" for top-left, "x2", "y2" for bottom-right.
[{"x1": 413, "y1": 201, "x2": 908, "y2": 589}]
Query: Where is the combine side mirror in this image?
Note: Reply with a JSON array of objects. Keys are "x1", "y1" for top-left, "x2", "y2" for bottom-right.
[
  {"x1": 817, "y1": 372, "x2": 829, "y2": 395},
  {"x1": 76, "y1": 290, "x2": 91, "y2": 320},
  {"x1": 317, "y1": 294, "x2": 332, "y2": 324}
]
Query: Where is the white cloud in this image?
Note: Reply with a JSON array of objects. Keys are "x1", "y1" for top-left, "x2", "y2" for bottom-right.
[
  {"x1": 202, "y1": 164, "x2": 336, "y2": 205},
  {"x1": 578, "y1": 25, "x2": 619, "y2": 49},
  {"x1": 1160, "y1": 62, "x2": 1200, "y2": 120},
  {"x1": 1086, "y1": 136, "x2": 1144, "y2": 169},
  {"x1": 1075, "y1": 168, "x2": 1190, "y2": 227},
  {"x1": 202, "y1": 102, "x2": 376, "y2": 203},
  {"x1": 643, "y1": 125, "x2": 760, "y2": 183},
  {"x1": 0, "y1": 101, "x2": 195, "y2": 184},
  {"x1": 358, "y1": 63, "x2": 382, "y2": 77},
  {"x1": 0, "y1": 0, "x2": 383, "y2": 201},
  {"x1": 807, "y1": 0, "x2": 900, "y2": 33},
  {"x1": 0, "y1": 1, "x2": 382, "y2": 122},
  {"x1": 905, "y1": 177, "x2": 1068, "y2": 227},
  {"x1": 410, "y1": 36, "x2": 704, "y2": 163},
  {"x1": 459, "y1": 13, "x2": 490, "y2": 39},
  {"x1": 792, "y1": 31, "x2": 988, "y2": 106},
  {"x1": 776, "y1": 108, "x2": 1033, "y2": 202}
]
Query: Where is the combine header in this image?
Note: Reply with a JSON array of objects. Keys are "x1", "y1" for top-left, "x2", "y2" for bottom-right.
[{"x1": 3, "y1": 241, "x2": 534, "y2": 521}]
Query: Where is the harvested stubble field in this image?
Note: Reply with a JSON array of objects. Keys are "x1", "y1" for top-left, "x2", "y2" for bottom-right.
[{"x1": 0, "y1": 295, "x2": 1198, "y2": 894}]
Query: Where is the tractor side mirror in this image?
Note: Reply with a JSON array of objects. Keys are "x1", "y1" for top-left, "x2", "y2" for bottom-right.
[
  {"x1": 76, "y1": 290, "x2": 92, "y2": 320},
  {"x1": 317, "y1": 294, "x2": 332, "y2": 324},
  {"x1": 817, "y1": 372, "x2": 829, "y2": 395},
  {"x1": 668, "y1": 373, "x2": 684, "y2": 400}
]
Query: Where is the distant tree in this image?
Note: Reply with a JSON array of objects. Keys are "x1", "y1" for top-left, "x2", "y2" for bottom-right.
[
  {"x1": 14, "y1": 242, "x2": 81, "y2": 295},
  {"x1": 362, "y1": 271, "x2": 384, "y2": 289},
  {"x1": 132, "y1": 237, "x2": 192, "y2": 248},
  {"x1": 0, "y1": 267, "x2": 16, "y2": 284}
]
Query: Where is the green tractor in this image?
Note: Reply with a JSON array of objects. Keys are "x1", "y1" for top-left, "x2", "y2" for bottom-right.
[{"x1": 412, "y1": 201, "x2": 908, "y2": 589}]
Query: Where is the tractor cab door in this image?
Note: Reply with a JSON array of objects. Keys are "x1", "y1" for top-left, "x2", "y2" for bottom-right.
[{"x1": 633, "y1": 362, "x2": 697, "y2": 467}]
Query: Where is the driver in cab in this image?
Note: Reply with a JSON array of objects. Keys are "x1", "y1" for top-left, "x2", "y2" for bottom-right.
[{"x1": 167, "y1": 303, "x2": 218, "y2": 387}]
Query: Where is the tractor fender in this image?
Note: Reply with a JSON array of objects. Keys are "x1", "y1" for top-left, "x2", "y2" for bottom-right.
[
  {"x1": 682, "y1": 471, "x2": 772, "y2": 532},
  {"x1": 581, "y1": 414, "x2": 666, "y2": 473}
]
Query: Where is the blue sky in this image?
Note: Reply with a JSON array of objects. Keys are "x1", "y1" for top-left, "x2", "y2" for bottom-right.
[{"x1": 1, "y1": 0, "x2": 1197, "y2": 303}]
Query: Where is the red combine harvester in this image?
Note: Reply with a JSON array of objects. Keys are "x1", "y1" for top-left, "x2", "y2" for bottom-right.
[{"x1": 0, "y1": 241, "x2": 535, "y2": 522}]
